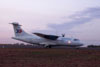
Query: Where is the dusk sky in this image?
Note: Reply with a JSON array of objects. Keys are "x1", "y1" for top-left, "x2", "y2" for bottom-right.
[{"x1": 0, "y1": 0, "x2": 100, "y2": 45}]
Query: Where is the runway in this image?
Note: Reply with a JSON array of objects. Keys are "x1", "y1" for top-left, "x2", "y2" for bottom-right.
[{"x1": 0, "y1": 44, "x2": 100, "y2": 50}]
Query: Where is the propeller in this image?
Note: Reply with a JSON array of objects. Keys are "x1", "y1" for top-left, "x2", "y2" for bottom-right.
[{"x1": 62, "y1": 34, "x2": 65, "y2": 37}]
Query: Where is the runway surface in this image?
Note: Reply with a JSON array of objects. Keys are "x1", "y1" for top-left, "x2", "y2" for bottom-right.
[{"x1": 0, "y1": 48, "x2": 100, "y2": 67}]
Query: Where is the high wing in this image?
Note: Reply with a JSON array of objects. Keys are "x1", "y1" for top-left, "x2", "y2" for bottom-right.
[{"x1": 33, "y1": 33, "x2": 59, "y2": 40}]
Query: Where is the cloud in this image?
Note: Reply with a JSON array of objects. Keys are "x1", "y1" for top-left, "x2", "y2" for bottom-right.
[{"x1": 48, "y1": 7, "x2": 100, "y2": 31}]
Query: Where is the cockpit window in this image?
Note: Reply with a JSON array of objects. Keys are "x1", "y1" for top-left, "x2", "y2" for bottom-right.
[{"x1": 74, "y1": 39, "x2": 79, "y2": 41}]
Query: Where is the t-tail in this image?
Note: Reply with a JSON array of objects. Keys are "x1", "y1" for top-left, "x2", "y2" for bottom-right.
[{"x1": 10, "y1": 22, "x2": 29, "y2": 37}]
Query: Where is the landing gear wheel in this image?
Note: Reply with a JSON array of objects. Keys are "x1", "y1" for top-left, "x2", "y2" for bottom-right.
[{"x1": 45, "y1": 45, "x2": 52, "y2": 48}]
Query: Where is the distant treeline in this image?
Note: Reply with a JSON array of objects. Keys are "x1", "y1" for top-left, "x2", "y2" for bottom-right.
[
  {"x1": 0, "y1": 44, "x2": 100, "y2": 48},
  {"x1": 0, "y1": 43, "x2": 42, "y2": 48},
  {"x1": 87, "y1": 45, "x2": 100, "y2": 48}
]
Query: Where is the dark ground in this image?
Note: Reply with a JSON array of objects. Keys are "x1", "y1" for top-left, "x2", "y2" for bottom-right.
[{"x1": 0, "y1": 48, "x2": 100, "y2": 67}]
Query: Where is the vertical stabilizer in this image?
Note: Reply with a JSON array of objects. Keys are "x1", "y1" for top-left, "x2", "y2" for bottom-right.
[{"x1": 10, "y1": 22, "x2": 29, "y2": 37}]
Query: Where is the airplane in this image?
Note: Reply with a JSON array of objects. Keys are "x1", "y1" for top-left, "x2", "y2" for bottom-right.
[{"x1": 10, "y1": 22, "x2": 83, "y2": 48}]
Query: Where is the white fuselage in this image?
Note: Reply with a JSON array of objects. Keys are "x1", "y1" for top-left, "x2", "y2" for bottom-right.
[{"x1": 12, "y1": 34, "x2": 83, "y2": 47}]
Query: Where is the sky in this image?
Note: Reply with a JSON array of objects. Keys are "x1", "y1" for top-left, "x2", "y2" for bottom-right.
[{"x1": 0, "y1": 0, "x2": 100, "y2": 45}]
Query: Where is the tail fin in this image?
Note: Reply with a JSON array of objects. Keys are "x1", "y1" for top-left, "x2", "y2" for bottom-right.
[{"x1": 10, "y1": 22, "x2": 29, "y2": 37}]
